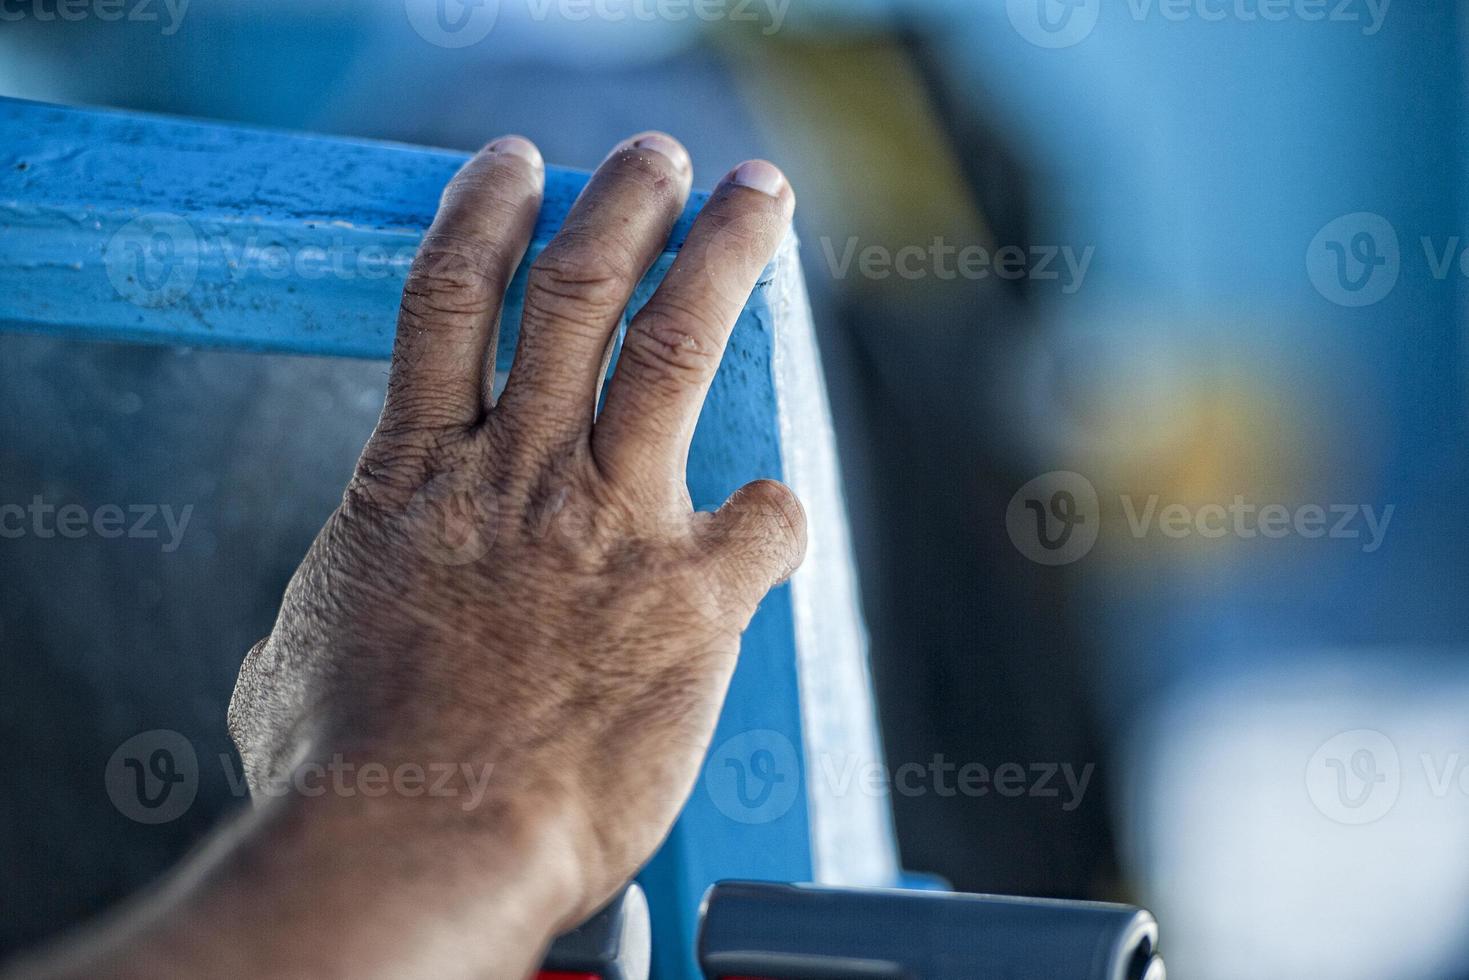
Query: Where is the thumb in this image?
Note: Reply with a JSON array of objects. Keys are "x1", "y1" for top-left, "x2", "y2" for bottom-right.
[{"x1": 705, "y1": 479, "x2": 808, "y2": 598}]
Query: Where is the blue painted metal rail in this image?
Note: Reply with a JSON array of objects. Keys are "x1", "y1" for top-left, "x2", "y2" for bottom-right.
[
  {"x1": 0, "y1": 98, "x2": 692, "y2": 361},
  {"x1": 0, "y1": 97, "x2": 897, "y2": 980}
]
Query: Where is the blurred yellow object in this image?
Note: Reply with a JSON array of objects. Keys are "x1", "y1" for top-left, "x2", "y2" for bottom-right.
[{"x1": 718, "y1": 30, "x2": 992, "y2": 294}]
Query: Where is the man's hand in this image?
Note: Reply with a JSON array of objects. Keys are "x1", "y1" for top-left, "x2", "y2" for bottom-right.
[
  {"x1": 17, "y1": 134, "x2": 803, "y2": 980},
  {"x1": 230, "y1": 131, "x2": 803, "y2": 920}
]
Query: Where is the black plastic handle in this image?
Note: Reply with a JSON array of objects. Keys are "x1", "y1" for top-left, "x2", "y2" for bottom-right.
[{"x1": 697, "y1": 880, "x2": 1163, "y2": 980}]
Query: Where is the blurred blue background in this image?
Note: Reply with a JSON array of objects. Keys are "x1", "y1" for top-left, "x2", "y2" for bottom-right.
[{"x1": 3, "y1": 2, "x2": 1468, "y2": 977}]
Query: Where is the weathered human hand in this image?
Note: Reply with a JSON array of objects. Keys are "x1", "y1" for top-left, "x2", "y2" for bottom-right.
[{"x1": 227, "y1": 132, "x2": 805, "y2": 929}]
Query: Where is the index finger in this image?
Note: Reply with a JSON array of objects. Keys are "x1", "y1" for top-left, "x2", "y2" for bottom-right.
[{"x1": 383, "y1": 137, "x2": 544, "y2": 430}]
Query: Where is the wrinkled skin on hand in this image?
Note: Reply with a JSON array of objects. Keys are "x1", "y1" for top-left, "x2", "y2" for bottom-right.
[{"x1": 227, "y1": 133, "x2": 804, "y2": 923}]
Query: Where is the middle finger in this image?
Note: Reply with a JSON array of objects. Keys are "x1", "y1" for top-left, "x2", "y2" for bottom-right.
[{"x1": 497, "y1": 132, "x2": 692, "y2": 447}]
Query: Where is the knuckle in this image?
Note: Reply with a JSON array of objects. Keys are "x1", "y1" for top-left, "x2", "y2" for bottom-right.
[
  {"x1": 703, "y1": 207, "x2": 783, "y2": 266},
  {"x1": 440, "y1": 158, "x2": 535, "y2": 217},
  {"x1": 400, "y1": 235, "x2": 508, "y2": 321},
  {"x1": 709, "y1": 223, "x2": 763, "y2": 263},
  {"x1": 618, "y1": 310, "x2": 718, "y2": 387},
  {"x1": 347, "y1": 433, "x2": 443, "y2": 510},
  {"x1": 527, "y1": 233, "x2": 637, "y2": 320},
  {"x1": 343, "y1": 469, "x2": 413, "y2": 518},
  {"x1": 382, "y1": 362, "x2": 475, "y2": 427}
]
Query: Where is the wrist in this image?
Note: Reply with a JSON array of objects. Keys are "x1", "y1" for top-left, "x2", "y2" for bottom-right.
[
  {"x1": 205, "y1": 780, "x2": 591, "y2": 978},
  {"x1": 25, "y1": 779, "x2": 591, "y2": 980},
  {"x1": 281, "y1": 774, "x2": 588, "y2": 923}
]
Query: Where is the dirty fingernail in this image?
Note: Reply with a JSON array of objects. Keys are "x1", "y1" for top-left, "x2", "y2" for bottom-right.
[
  {"x1": 611, "y1": 131, "x2": 691, "y2": 173},
  {"x1": 725, "y1": 159, "x2": 787, "y2": 198},
  {"x1": 487, "y1": 135, "x2": 542, "y2": 168}
]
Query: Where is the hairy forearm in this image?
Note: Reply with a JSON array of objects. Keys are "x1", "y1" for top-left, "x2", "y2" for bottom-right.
[{"x1": 13, "y1": 792, "x2": 583, "y2": 980}]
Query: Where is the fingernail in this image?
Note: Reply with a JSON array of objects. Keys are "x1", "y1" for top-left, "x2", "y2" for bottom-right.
[
  {"x1": 613, "y1": 131, "x2": 690, "y2": 172},
  {"x1": 487, "y1": 135, "x2": 542, "y2": 168},
  {"x1": 725, "y1": 160, "x2": 786, "y2": 198}
]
